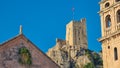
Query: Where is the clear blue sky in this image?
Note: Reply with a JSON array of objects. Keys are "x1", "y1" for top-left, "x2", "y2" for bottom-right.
[{"x1": 0, "y1": 0, "x2": 101, "y2": 52}]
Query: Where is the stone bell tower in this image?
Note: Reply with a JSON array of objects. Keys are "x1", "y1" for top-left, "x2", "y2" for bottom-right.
[{"x1": 98, "y1": 0, "x2": 120, "y2": 68}]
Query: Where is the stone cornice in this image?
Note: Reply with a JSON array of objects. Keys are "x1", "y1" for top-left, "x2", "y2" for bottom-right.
[
  {"x1": 98, "y1": 30, "x2": 120, "y2": 42},
  {"x1": 99, "y1": 2, "x2": 120, "y2": 14}
]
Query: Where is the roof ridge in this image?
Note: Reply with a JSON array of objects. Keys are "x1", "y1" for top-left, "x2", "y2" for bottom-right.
[{"x1": 0, "y1": 34, "x2": 23, "y2": 46}]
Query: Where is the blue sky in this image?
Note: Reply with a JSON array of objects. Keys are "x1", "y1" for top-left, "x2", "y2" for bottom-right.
[{"x1": 0, "y1": 0, "x2": 101, "y2": 52}]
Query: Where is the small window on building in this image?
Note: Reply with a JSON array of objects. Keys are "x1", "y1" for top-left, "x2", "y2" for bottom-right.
[
  {"x1": 108, "y1": 46, "x2": 110, "y2": 49},
  {"x1": 116, "y1": 0, "x2": 120, "y2": 2},
  {"x1": 105, "y1": 2, "x2": 110, "y2": 8},
  {"x1": 79, "y1": 38, "x2": 80, "y2": 40},
  {"x1": 117, "y1": 10, "x2": 120, "y2": 23},
  {"x1": 105, "y1": 15, "x2": 111, "y2": 28},
  {"x1": 114, "y1": 47, "x2": 118, "y2": 60}
]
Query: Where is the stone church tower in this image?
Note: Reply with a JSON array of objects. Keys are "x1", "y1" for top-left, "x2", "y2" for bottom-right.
[
  {"x1": 66, "y1": 19, "x2": 88, "y2": 49},
  {"x1": 98, "y1": 0, "x2": 120, "y2": 68}
]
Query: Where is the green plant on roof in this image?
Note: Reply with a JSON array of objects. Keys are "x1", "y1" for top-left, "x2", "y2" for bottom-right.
[{"x1": 19, "y1": 47, "x2": 32, "y2": 65}]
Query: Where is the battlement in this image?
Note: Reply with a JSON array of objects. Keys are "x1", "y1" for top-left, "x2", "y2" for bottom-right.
[
  {"x1": 73, "y1": 18, "x2": 86, "y2": 23},
  {"x1": 66, "y1": 18, "x2": 86, "y2": 27},
  {"x1": 56, "y1": 38, "x2": 66, "y2": 45}
]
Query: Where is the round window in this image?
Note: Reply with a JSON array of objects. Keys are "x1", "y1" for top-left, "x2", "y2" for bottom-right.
[{"x1": 105, "y1": 2, "x2": 110, "y2": 8}]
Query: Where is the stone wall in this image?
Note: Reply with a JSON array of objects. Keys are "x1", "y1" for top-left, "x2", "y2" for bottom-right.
[
  {"x1": 0, "y1": 35, "x2": 59, "y2": 68},
  {"x1": 66, "y1": 19, "x2": 88, "y2": 49}
]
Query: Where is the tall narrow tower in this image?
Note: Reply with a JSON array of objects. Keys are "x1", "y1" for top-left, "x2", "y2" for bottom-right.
[
  {"x1": 99, "y1": 0, "x2": 120, "y2": 68},
  {"x1": 66, "y1": 19, "x2": 88, "y2": 49}
]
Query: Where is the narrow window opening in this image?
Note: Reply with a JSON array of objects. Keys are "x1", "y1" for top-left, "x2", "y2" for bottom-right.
[
  {"x1": 114, "y1": 47, "x2": 118, "y2": 60},
  {"x1": 117, "y1": 10, "x2": 120, "y2": 23},
  {"x1": 106, "y1": 15, "x2": 111, "y2": 28},
  {"x1": 108, "y1": 46, "x2": 110, "y2": 49}
]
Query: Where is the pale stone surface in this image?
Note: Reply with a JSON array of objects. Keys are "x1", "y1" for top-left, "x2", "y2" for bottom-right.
[
  {"x1": 66, "y1": 19, "x2": 88, "y2": 49},
  {"x1": 99, "y1": 0, "x2": 120, "y2": 68},
  {"x1": 47, "y1": 19, "x2": 103, "y2": 68},
  {"x1": 47, "y1": 43, "x2": 102, "y2": 68}
]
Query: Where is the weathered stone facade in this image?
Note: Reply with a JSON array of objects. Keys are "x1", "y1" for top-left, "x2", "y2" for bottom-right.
[
  {"x1": 47, "y1": 38, "x2": 103, "y2": 68},
  {"x1": 47, "y1": 19, "x2": 103, "y2": 68},
  {"x1": 47, "y1": 44, "x2": 91, "y2": 68},
  {"x1": 66, "y1": 19, "x2": 88, "y2": 49},
  {"x1": 0, "y1": 34, "x2": 59, "y2": 68},
  {"x1": 99, "y1": 0, "x2": 120, "y2": 68}
]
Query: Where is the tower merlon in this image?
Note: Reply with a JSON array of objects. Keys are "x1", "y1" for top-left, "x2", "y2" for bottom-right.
[{"x1": 80, "y1": 18, "x2": 86, "y2": 23}]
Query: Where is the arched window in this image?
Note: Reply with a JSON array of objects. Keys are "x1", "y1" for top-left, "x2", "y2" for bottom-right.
[
  {"x1": 105, "y1": 2, "x2": 110, "y2": 8},
  {"x1": 114, "y1": 47, "x2": 118, "y2": 60},
  {"x1": 105, "y1": 15, "x2": 111, "y2": 28},
  {"x1": 117, "y1": 10, "x2": 120, "y2": 23},
  {"x1": 116, "y1": 0, "x2": 120, "y2": 2}
]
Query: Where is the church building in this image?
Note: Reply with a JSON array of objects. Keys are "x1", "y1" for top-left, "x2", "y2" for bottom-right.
[
  {"x1": 0, "y1": 26, "x2": 59, "y2": 68},
  {"x1": 98, "y1": 0, "x2": 120, "y2": 68}
]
